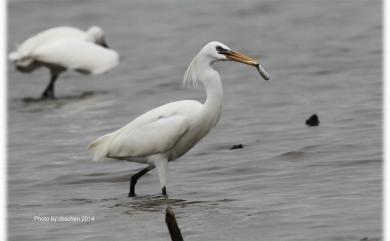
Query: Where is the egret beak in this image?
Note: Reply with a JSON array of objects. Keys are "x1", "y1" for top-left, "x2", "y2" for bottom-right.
[
  {"x1": 100, "y1": 38, "x2": 109, "y2": 48},
  {"x1": 225, "y1": 51, "x2": 270, "y2": 80}
]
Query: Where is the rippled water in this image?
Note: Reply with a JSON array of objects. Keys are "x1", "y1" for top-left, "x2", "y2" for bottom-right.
[{"x1": 8, "y1": 0, "x2": 382, "y2": 241}]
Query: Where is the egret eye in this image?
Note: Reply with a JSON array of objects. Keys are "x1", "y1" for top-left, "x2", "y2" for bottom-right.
[{"x1": 216, "y1": 45, "x2": 223, "y2": 52}]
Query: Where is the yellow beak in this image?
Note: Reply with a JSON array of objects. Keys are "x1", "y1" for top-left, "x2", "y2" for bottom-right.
[{"x1": 226, "y1": 51, "x2": 270, "y2": 80}]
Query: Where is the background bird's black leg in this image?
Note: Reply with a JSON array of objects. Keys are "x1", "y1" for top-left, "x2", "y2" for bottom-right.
[
  {"x1": 129, "y1": 166, "x2": 152, "y2": 197},
  {"x1": 42, "y1": 69, "x2": 60, "y2": 99}
]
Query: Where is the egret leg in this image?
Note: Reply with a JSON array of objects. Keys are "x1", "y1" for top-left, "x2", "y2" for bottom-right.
[
  {"x1": 129, "y1": 166, "x2": 153, "y2": 197},
  {"x1": 155, "y1": 159, "x2": 168, "y2": 197},
  {"x1": 162, "y1": 186, "x2": 167, "y2": 196},
  {"x1": 42, "y1": 69, "x2": 60, "y2": 99}
]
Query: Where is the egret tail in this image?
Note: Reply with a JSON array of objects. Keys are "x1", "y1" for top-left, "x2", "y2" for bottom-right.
[{"x1": 88, "y1": 133, "x2": 114, "y2": 161}]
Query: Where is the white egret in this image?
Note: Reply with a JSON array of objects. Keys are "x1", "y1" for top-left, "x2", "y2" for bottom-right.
[
  {"x1": 9, "y1": 26, "x2": 118, "y2": 99},
  {"x1": 88, "y1": 41, "x2": 269, "y2": 197}
]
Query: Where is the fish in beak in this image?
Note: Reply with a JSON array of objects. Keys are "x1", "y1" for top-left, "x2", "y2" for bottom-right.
[{"x1": 223, "y1": 50, "x2": 270, "y2": 80}]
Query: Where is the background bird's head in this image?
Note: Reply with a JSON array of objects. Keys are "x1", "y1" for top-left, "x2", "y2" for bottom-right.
[{"x1": 87, "y1": 26, "x2": 109, "y2": 48}]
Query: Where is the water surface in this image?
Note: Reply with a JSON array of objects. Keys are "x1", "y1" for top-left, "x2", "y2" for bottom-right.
[{"x1": 8, "y1": 0, "x2": 382, "y2": 240}]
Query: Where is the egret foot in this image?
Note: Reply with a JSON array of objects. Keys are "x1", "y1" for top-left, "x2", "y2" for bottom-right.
[
  {"x1": 128, "y1": 191, "x2": 136, "y2": 197},
  {"x1": 162, "y1": 186, "x2": 167, "y2": 196},
  {"x1": 41, "y1": 89, "x2": 55, "y2": 99}
]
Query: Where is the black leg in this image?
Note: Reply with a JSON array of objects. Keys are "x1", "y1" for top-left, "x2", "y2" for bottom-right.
[
  {"x1": 165, "y1": 206, "x2": 184, "y2": 241},
  {"x1": 162, "y1": 186, "x2": 167, "y2": 196},
  {"x1": 42, "y1": 69, "x2": 60, "y2": 99},
  {"x1": 128, "y1": 167, "x2": 152, "y2": 197}
]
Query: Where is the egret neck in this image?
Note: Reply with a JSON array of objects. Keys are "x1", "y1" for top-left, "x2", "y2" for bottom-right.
[{"x1": 197, "y1": 54, "x2": 223, "y2": 128}]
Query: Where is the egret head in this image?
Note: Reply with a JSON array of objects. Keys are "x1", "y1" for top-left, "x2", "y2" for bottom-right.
[
  {"x1": 201, "y1": 41, "x2": 269, "y2": 80},
  {"x1": 87, "y1": 26, "x2": 109, "y2": 48},
  {"x1": 200, "y1": 41, "x2": 231, "y2": 62},
  {"x1": 184, "y1": 41, "x2": 269, "y2": 87}
]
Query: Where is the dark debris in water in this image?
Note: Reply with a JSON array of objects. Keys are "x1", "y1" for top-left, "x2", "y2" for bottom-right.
[
  {"x1": 305, "y1": 114, "x2": 320, "y2": 127},
  {"x1": 230, "y1": 144, "x2": 244, "y2": 150}
]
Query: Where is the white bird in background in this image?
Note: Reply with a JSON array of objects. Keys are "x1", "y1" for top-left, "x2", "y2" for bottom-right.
[
  {"x1": 9, "y1": 26, "x2": 119, "y2": 99},
  {"x1": 88, "y1": 41, "x2": 269, "y2": 197}
]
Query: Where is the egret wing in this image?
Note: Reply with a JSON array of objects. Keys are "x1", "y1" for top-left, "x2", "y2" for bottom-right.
[
  {"x1": 107, "y1": 114, "x2": 189, "y2": 158},
  {"x1": 11, "y1": 26, "x2": 86, "y2": 61},
  {"x1": 32, "y1": 39, "x2": 119, "y2": 74}
]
